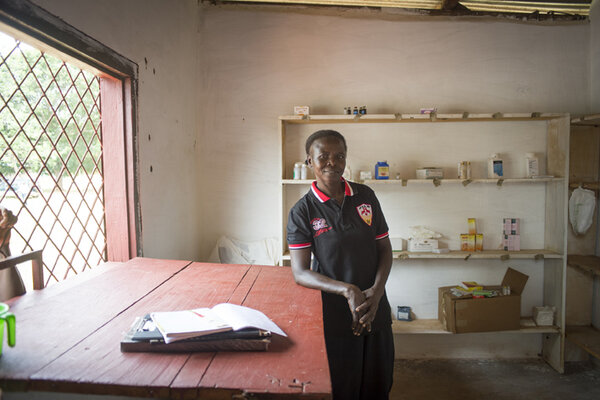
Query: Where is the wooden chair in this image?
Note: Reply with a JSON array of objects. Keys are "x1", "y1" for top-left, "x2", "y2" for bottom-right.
[{"x1": 0, "y1": 206, "x2": 43, "y2": 302}]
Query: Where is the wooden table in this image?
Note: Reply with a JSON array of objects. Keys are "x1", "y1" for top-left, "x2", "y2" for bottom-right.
[{"x1": 0, "y1": 258, "x2": 331, "y2": 399}]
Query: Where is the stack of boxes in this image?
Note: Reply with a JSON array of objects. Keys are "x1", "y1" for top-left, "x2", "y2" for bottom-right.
[
  {"x1": 460, "y1": 218, "x2": 483, "y2": 251},
  {"x1": 502, "y1": 218, "x2": 520, "y2": 251}
]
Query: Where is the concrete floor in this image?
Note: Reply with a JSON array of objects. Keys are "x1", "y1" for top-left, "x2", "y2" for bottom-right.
[{"x1": 390, "y1": 359, "x2": 600, "y2": 400}]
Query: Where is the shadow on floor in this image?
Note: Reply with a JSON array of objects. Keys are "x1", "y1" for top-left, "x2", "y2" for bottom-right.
[{"x1": 391, "y1": 359, "x2": 600, "y2": 400}]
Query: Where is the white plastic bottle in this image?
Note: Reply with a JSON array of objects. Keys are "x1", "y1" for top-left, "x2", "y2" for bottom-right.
[
  {"x1": 488, "y1": 153, "x2": 503, "y2": 178},
  {"x1": 300, "y1": 163, "x2": 308, "y2": 180},
  {"x1": 294, "y1": 162, "x2": 302, "y2": 180},
  {"x1": 526, "y1": 152, "x2": 539, "y2": 178}
]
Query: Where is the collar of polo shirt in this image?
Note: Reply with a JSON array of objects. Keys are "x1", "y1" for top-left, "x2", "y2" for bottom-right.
[{"x1": 310, "y1": 178, "x2": 355, "y2": 203}]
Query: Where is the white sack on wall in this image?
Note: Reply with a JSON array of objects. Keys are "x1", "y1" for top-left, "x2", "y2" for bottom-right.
[{"x1": 569, "y1": 187, "x2": 596, "y2": 235}]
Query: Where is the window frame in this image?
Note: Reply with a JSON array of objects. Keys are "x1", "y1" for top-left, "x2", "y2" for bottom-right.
[{"x1": 0, "y1": 0, "x2": 141, "y2": 261}]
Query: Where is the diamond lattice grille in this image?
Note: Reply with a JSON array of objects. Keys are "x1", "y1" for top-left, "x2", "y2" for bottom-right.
[{"x1": 0, "y1": 31, "x2": 106, "y2": 288}]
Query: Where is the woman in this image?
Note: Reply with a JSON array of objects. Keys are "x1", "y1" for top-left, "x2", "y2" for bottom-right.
[{"x1": 286, "y1": 129, "x2": 394, "y2": 400}]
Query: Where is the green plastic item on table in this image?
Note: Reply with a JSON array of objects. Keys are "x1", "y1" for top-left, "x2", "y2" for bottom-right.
[{"x1": 0, "y1": 302, "x2": 16, "y2": 356}]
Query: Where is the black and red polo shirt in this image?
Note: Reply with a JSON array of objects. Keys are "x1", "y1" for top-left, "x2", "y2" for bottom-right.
[{"x1": 287, "y1": 178, "x2": 392, "y2": 336}]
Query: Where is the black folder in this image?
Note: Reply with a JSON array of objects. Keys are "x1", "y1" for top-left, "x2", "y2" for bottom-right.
[{"x1": 120, "y1": 314, "x2": 271, "y2": 352}]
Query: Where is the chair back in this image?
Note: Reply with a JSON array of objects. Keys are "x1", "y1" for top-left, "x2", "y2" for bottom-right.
[{"x1": 0, "y1": 206, "x2": 27, "y2": 301}]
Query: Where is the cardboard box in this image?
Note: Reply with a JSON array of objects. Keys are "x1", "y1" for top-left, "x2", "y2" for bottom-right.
[
  {"x1": 408, "y1": 239, "x2": 438, "y2": 252},
  {"x1": 438, "y1": 267, "x2": 529, "y2": 333},
  {"x1": 416, "y1": 168, "x2": 443, "y2": 179},
  {"x1": 475, "y1": 233, "x2": 484, "y2": 251},
  {"x1": 293, "y1": 106, "x2": 310, "y2": 116},
  {"x1": 502, "y1": 234, "x2": 521, "y2": 251},
  {"x1": 460, "y1": 234, "x2": 475, "y2": 251},
  {"x1": 503, "y1": 218, "x2": 520, "y2": 235},
  {"x1": 468, "y1": 218, "x2": 477, "y2": 235}
]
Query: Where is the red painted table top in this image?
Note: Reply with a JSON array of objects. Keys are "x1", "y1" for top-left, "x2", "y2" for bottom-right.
[{"x1": 0, "y1": 258, "x2": 331, "y2": 399}]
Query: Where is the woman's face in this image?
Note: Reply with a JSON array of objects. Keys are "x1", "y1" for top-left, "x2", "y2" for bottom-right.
[{"x1": 307, "y1": 136, "x2": 347, "y2": 184}]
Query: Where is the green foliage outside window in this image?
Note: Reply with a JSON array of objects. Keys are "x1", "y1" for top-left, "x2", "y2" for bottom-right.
[{"x1": 0, "y1": 32, "x2": 101, "y2": 183}]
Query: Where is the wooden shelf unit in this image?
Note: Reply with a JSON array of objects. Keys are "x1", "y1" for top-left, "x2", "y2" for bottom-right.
[
  {"x1": 278, "y1": 113, "x2": 569, "y2": 372},
  {"x1": 566, "y1": 255, "x2": 600, "y2": 360}
]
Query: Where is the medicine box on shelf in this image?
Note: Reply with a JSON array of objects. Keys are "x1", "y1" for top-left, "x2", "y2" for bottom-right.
[{"x1": 438, "y1": 267, "x2": 529, "y2": 333}]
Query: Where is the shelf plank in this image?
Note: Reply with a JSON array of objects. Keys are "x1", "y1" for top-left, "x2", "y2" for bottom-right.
[
  {"x1": 567, "y1": 255, "x2": 600, "y2": 276},
  {"x1": 363, "y1": 178, "x2": 563, "y2": 185},
  {"x1": 282, "y1": 250, "x2": 562, "y2": 261},
  {"x1": 279, "y1": 113, "x2": 564, "y2": 124},
  {"x1": 392, "y1": 318, "x2": 559, "y2": 334},
  {"x1": 566, "y1": 326, "x2": 600, "y2": 359},
  {"x1": 282, "y1": 178, "x2": 564, "y2": 185},
  {"x1": 571, "y1": 114, "x2": 600, "y2": 126},
  {"x1": 391, "y1": 250, "x2": 562, "y2": 260}
]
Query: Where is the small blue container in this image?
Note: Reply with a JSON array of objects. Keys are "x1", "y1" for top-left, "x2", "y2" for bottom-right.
[
  {"x1": 375, "y1": 161, "x2": 389, "y2": 180},
  {"x1": 397, "y1": 306, "x2": 412, "y2": 321}
]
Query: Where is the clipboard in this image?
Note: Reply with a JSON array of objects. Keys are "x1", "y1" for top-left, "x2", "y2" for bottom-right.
[{"x1": 120, "y1": 314, "x2": 272, "y2": 352}]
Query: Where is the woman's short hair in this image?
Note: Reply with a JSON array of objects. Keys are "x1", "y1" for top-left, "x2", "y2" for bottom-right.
[{"x1": 305, "y1": 130, "x2": 347, "y2": 155}]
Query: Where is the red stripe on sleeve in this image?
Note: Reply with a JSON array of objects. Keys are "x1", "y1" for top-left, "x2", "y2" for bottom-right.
[
  {"x1": 289, "y1": 243, "x2": 311, "y2": 249},
  {"x1": 375, "y1": 232, "x2": 389, "y2": 240}
]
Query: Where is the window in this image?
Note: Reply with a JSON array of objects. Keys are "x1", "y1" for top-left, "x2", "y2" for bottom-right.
[
  {"x1": 0, "y1": 31, "x2": 105, "y2": 287},
  {"x1": 0, "y1": 0, "x2": 139, "y2": 290}
]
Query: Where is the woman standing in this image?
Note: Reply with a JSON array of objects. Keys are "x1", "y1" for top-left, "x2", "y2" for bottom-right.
[{"x1": 287, "y1": 129, "x2": 394, "y2": 400}]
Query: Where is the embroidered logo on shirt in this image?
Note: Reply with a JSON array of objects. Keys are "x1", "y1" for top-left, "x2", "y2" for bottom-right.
[
  {"x1": 356, "y1": 204, "x2": 373, "y2": 226},
  {"x1": 311, "y1": 217, "x2": 332, "y2": 237}
]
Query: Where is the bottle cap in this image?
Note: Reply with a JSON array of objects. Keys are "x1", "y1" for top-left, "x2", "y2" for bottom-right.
[{"x1": 526, "y1": 152, "x2": 536, "y2": 158}]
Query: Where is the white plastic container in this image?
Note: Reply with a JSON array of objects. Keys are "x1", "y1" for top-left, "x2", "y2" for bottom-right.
[
  {"x1": 488, "y1": 153, "x2": 503, "y2": 178},
  {"x1": 293, "y1": 162, "x2": 302, "y2": 180},
  {"x1": 526, "y1": 152, "x2": 539, "y2": 178},
  {"x1": 300, "y1": 163, "x2": 308, "y2": 180}
]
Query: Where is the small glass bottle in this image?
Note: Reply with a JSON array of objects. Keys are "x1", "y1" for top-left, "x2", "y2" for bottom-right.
[{"x1": 353, "y1": 106, "x2": 359, "y2": 115}]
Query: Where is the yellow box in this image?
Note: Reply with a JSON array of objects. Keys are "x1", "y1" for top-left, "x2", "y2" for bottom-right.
[
  {"x1": 460, "y1": 234, "x2": 475, "y2": 252},
  {"x1": 475, "y1": 233, "x2": 484, "y2": 251},
  {"x1": 468, "y1": 218, "x2": 477, "y2": 235}
]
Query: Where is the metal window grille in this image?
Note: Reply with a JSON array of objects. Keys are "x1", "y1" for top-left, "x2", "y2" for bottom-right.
[{"x1": 0, "y1": 31, "x2": 106, "y2": 289}]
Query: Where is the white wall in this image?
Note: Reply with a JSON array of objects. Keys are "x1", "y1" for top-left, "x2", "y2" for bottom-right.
[
  {"x1": 198, "y1": 4, "x2": 590, "y2": 258},
  {"x1": 31, "y1": 0, "x2": 202, "y2": 260}
]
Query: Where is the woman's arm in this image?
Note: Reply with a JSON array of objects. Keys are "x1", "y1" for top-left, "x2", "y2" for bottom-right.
[
  {"x1": 290, "y1": 248, "x2": 366, "y2": 335},
  {"x1": 355, "y1": 236, "x2": 393, "y2": 330}
]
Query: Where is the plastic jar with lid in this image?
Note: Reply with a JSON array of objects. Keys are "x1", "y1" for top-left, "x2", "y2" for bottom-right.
[
  {"x1": 294, "y1": 162, "x2": 303, "y2": 180},
  {"x1": 525, "y1": 152, "x2": 539, "y2": 178}
]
